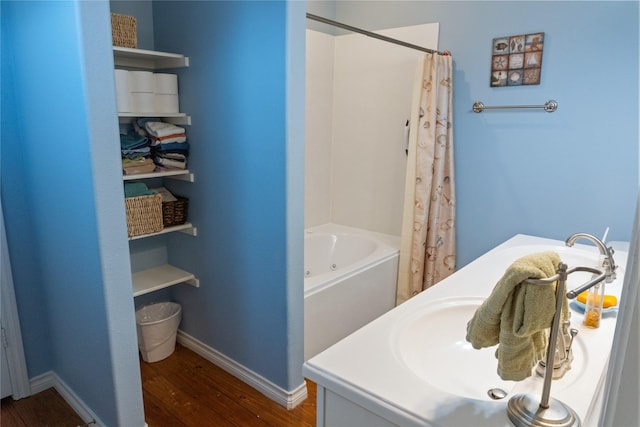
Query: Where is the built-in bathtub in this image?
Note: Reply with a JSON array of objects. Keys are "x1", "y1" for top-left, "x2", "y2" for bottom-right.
[{"x1": 304, "y1": 223, "x2": 400, "y2": 360}]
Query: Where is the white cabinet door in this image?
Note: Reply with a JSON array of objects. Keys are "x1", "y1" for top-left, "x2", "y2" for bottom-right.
[
  {"x1": 1, "y1": 326, "x2": 12, "y2": 398},
  {"x1": 1, "y1": 203, "x2": 30, "y2": 399}
]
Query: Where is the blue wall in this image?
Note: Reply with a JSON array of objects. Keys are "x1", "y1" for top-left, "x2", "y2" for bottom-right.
[
  {"x1": 330, "y1": 1, "x2": 639, "y2": 266},
  {"x1": 151, "y1": 0, "x2": 305, "y2": 390},
  {"x1": 110, "y1": 0, "x2": 155, "y2": 50},
  {"x1": 1, "y1": 1, "x2": 143, "y2": 425},
  {"x1": 1, "y1": 0, "x2": 636, "y2": 423}
]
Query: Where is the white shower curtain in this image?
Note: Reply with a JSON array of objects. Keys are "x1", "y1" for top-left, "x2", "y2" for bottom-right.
[{"x1": 396, "y1": 53, "x2": 456, "y2": 305}]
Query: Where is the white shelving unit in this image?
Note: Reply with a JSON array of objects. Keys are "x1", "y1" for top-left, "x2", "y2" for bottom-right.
[
  {"x1": 119, "y1": 113, "x2": 191, "y2": 126},
  {"x1": 128, "y1": 223, "x2": 197, "y2": 241},
  {"x1": 132, "y1": 265, "x2": 200, "y2": 297},
  {"x1": 123, "y1": 168, "x2": 195, "y2": 182},
  {"x1": 116, "y1": 46, "x2": 199, "y2": 297},
  {"x1": 113, "y1": 46, "x2": 189, "y2": 69}
]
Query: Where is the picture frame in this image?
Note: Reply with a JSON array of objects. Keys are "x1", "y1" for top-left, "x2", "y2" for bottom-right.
[{"x1": 490, "y1": 32, "x2": 544, "y2": 87}]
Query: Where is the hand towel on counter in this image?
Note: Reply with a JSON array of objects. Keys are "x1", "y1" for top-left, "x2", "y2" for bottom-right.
[{"x1": 465, "y1": 251, "x2": 567, "y2": 381}]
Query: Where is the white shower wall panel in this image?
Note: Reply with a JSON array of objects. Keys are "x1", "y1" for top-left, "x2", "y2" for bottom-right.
[
  {"x1": 304, "y1": 24, "x2": 439, "y2": 235},
  {"x1": 331, "y1": 24, "x2": 438, "y2": 236},
  {"x1": 305, "y1": 30, "x2": 335, "y2": 228}
]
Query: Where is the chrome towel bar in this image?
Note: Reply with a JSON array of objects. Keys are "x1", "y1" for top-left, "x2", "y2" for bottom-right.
[{"x1": 472, "y1": 99, "x2": 558, "y2": 113}]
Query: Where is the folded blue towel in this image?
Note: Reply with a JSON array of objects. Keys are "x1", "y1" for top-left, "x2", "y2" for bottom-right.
[
  {"x1": 153, "y1": 141, "x2": 190, "y2": 152},
  {"x1": 121, "y1": 147, "x2": 151, "y2": 160},
  {"x1": 120, "y1": 134, "x2": 150, "y2": 150}
]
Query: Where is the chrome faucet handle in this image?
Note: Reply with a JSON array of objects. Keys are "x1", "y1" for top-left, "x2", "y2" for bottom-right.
[
  {"x1": 604, "y1": 246, "x2": 617, "y2": 281},
  {"x1": 536, "y1": 322, "x2": 575, "y2": 379},
  {"x1": 566, "y1": 328, "x2": 578, "y2": 359}
]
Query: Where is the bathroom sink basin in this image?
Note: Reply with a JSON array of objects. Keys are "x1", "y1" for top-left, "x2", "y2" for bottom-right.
[
  {"x1": 393, "y1": 297, "x2": 588, "y2": 401},
  {"x1": 304, "y1": 235, "x2": 629, "y2": 427}
]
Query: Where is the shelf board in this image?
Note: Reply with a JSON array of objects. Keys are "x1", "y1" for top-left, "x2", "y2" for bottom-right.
[
  {"x1": 118, "y1": 114, "x2": 191, "y2": 126},
  {"x1": 123, "y1": 169, "x2": 193, "y2": 181},
  {"x1": 132, "y1": 264, "x2": 199, "y2": 297},
  {"x1": 113, "y1": 46, "x2": 189, "y2": 69},
  {"x1": 128, "y1": 223, "x2": 197, "y2": 240},
  {"x1": 118, "y1": 112, "x2": 187, "y2": 118}
]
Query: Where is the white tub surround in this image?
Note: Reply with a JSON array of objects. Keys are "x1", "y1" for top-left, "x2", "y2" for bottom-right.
[
  {"x1": 304, "y1": 24, "x2": 439, "y2": 234},
  {"x1": 303, "y1": 234, "x2": 629, "y2": 427},
  {"x1": 304, "y1": 223, "x2": 399, "y2": 360}
]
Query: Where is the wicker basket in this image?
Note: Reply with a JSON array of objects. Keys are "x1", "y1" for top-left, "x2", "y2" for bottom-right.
[
  {"x1": 111, "y1": 13, "x2": 137, "y2": 48},
  {"x1": 162, "y1": 196, "x2": 189, "y2": 227},
  {"x1": 125, "y1": 193, "x2": 163, "y2": 237}
]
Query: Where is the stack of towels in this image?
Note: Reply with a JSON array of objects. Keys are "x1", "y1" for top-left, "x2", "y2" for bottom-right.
[
  {"x1": 136, "y1": 118, "x2": 190, "y2": 170},
  {"x1": 120, "y1": 133, "x2": 153, "y2": 175},
  {"x1": 465, "y1": 251, "x2": 568, "y2": 381},
  {"x1": 120, "y1": 118, "x2": 190, "y2": 175}
]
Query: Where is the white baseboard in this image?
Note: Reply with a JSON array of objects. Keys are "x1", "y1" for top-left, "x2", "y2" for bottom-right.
[
  {"x1": 29, "y1": 371, "x2": 104, "y2": 426},
  {"x1": 26, "y1": 333, "x2": 307, "y2": 425},
  {"x1": 177, "y1": 330, "x2": 308, "y2": 409}
]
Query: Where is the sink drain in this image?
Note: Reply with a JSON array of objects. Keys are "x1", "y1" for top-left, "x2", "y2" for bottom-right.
[{"x1": 487, "y1": 388, "x2": 508, "y2": 400}]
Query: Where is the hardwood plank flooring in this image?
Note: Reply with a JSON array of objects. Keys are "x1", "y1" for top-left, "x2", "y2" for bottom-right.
[
  {"x1": 1, "y1": 344, "x2": 316, "y2": 427},
  {"x1": 0, "y1": 387, "x2": 86, "y2": 427},
  {"x1": 141, "y1": 344, "x2": 316, "y2": 427}
]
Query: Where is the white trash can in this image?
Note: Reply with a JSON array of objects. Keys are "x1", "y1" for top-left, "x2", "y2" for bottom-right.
[{"x1": 135, "y1": 302, "x2": 182, "y2": 363}]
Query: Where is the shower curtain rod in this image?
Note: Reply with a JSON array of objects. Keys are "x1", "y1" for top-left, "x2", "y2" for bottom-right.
[{"x1": 306, "y1": 13, "x2": 449, "y2": 56}]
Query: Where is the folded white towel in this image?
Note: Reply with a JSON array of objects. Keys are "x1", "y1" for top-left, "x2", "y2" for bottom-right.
[
  {"x1": 155, "y1": 157, "x2": 187, "y2": 169},
  {"x1": 150, "y1": 134, "x2": 187, "y2": 146},
  {"x1": 151, "y1": 186, "x2": 178, "y2": 203},
  {"x1": 145, "y1": 121, "x2": 186, "y2": 138}
]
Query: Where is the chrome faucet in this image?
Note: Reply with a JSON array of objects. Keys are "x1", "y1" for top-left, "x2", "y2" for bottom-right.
[
  {"x1": 536, "y1": 321, "x2": 578, "y2": 379},
  {"x1": 533, "y1": 232, "x2": 617, "y2": 381},
  {"x1": 565, "y1": 232, "x2": 617, "y2": 283}
]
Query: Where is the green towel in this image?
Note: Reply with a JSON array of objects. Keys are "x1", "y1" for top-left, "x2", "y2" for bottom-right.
[
  {"x1": 465, "y1": 251, "x2": 569, "y2": 381},
  {"x1": 124, "y1": 182, "x2": 157, "y2": 198}
]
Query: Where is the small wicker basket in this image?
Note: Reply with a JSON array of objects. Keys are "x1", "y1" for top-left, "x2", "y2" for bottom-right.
[
  {"x1": 162, "y1": 196, "x2": 189, "y2": 227},
  {"x1": 125, "y1": 193, "x2": 163, "y2": 237},
  {"x1": 111, "y1": 13, "x2": 137, "y2": 48}
]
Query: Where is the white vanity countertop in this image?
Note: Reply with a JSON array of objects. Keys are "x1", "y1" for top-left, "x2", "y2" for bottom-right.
[{"x1": 303, "y1": 234, "x2": 629, "y2": 427}]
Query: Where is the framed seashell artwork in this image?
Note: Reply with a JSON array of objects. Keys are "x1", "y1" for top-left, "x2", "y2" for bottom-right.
[{"x1": 490, "y1": 32, "x2": 544, "y2": 87}]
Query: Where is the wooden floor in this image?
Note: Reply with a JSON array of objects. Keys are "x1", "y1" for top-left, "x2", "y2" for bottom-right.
[
  {"x1": 1, "y1": 387, "x2": 86, "y2": 427},
  {"x1": 1, "y1": 344, "x2": 316, "y2": 427},
  {"x1": 141, "y1": 344, "x2": 316, "y2": 427}
]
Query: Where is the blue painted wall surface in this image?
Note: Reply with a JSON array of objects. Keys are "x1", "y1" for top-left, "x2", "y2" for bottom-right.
[
  {"x1": 1, "y1": 1, "x2": 143, "y2": 424},
  {"x1": 331, "y1": 1, "x2": 639, "y2": 267},
  {"x1": 1, "y1": 0, "x2": 636, "y2": 422},
  {"x1": 109, "y1": 0, "x2": 155, "y2": 49},
  {"x1": 0, "y1": 2, "x2": 51, "y2": 377},
  {"x1": 151, "y1": 1, "x2": 301, "y2": 389}
]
